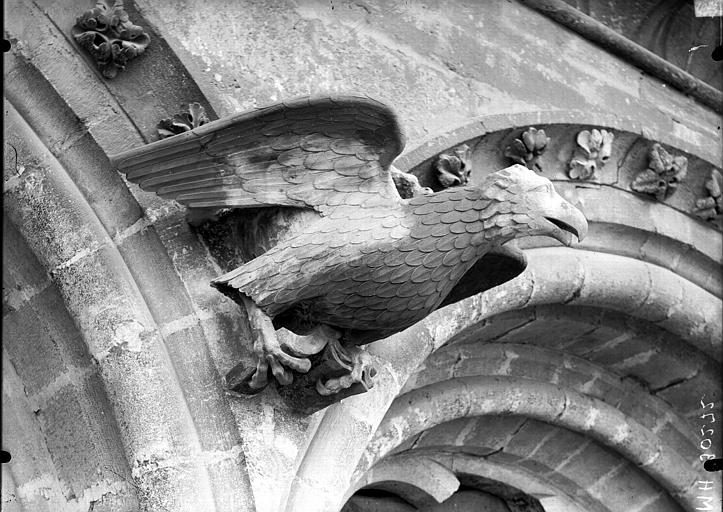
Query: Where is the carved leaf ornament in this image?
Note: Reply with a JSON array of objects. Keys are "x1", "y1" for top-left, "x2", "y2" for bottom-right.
[
  {"x1": 158, "y1": 103, "x2": 211, "y2": 139},
  {"x1": 568, "y1": 128, "x2": 614, "y2": 180},
  {"x1": 72, "y1": 0, "x2": 150, "y2": 78},
  {"x1": 434, "y1": 144, "x2": 472, "y2": 188},
  {"x1": 631, "y1": 143, "x2": 688, "y2": 201},
  {"x1": 504, "y1": 127, "x2": 550, "y2": 171},
  {"x1": 694, "y1": 168, "x2": 722, "y2": 229}
]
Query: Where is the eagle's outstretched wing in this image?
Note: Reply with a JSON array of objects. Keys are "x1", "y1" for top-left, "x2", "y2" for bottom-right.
[{"x1": 110, "y1": 95, "x2": 406, "y2": 213}]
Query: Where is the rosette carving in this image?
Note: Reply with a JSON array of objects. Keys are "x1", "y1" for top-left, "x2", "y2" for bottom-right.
[
  {"x1": 504, "y1": 127, "x2": 550, "y2": 172},
  {"x1": 72, "y1": 1, "x2": 150, "y2": 78},
  {"x1": 568, "y1": 129, "x2": 614, "y2": 180},
  {"x1": 694, "y1": 168, "x2": 722, "y2": 229},
  {"x1": 631, "y1": 143, "x2": 688, "y2": 201},
  {"x1": 434, "y1": 144, "x2": 471, "y2": 188},
  {"x1": 158, "y1": 103, "x2": 210, "y2": 139}
]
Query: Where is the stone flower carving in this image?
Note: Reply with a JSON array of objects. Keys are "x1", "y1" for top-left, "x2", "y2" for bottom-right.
[
  {"x1": 568, "y1": 129, "x2": 614, "y2": 180},
  {"x1": 631, "y1": 143, "x2": 688, "y2": 201},
  {"x1": 504, "y1": 127, "x2": 550, "y2": 172},
  {"x1": 72, "y1": 1, "x2": 150, "y2": 79},
  {"x1": 434, "y1": 144, "x2": 471, "y2": 188},
  {"x1": 694, "y1": 168, "x2": 722, "y2": 229},
  {"x1": 158, "y1": 103, "x2": 210, "y2": 139}
]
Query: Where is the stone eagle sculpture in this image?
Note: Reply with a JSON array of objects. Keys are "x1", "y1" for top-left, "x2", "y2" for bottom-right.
[{"x1": 111, "y1": 95, "x2": 587, "y2": 408}]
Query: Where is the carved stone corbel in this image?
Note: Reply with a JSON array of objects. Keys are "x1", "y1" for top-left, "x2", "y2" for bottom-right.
[
  {"x1": 158, "y1": 103, "x2": 210, "y2": 139},
  {"x1": 111, "y1": 96, "x2": 588, "y2": 414},
  {"x1": 694, "y1": 168, "x2": 722, "y2": 229},
  {"x1": 567, "y1": 128, "x2": 614, "y2": 180},
  {"x1": 504, "y1": 127, "x2": 550, "y2": 172},
  {"x1": 631, "y1": 143, "x2": 688, "y2": 200},
  {"x1": 72, "y1": 1, "x2": 150, "y2": 79},
  {"x1": 434, "y1": 144, "x2": 471, "y2": 188}
]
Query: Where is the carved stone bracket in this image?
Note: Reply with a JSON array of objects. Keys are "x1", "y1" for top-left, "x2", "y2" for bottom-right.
[
  {"x1": 434, "y1": 144, "x2": 471, "y2": 188},
  {"x1": 72, "y1": 1, "x2": 150, "y2": 79},
  {"x1": 503, "y1": 127, "x2": 550, "y2": 172},
  {"x1": 631, "y1": 143, "x2": 688, "y2": 201},
  {"x1": 694, "y1": 168, "x2": 722, "y2": 229},
  {"x1": 568, "y1": 128, "x2": 614, "y2": 180},
  {"x1": 158, "y1": 102, "x2": 210, "y2": 139}
]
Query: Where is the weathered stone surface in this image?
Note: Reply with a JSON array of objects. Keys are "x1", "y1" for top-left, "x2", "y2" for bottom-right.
[{"x1": 4, "y1": 1, "x2": 721, "y2": 511}]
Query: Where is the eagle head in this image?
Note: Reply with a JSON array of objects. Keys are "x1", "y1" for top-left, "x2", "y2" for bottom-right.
[{"x1": 480, "y1": 164, "x2": 588, "y2": 246}]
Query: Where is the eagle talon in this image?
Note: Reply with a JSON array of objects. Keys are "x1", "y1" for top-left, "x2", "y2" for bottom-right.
[
  {"x1": 316, "y1": 345, "x2": 377, "y2": 396},
  {"x1": 224, "y1": 360, "x2": 267, "y2": 395},
  {"x1": 225, "y1": 296, "x2": 312, "y2": 394}
]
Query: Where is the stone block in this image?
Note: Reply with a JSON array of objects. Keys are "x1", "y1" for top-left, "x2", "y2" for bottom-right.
[
  {"x1": 504, "y1": 419, "x2": 558, "y2": 459},
  {"x1": 462, "y1": 415, "x2": 527, "y2": 452},
  {"x1": 117, "y1": 228, "x2": 195, "y2": 320},
  {"x1": 636, "y1": 491, "x2": 683, "y2": 512},
  {"x1": 415, "y1": 418, "x2": 471, "y2": 450},
  {"x1": 656, "y1": 372, "x2": 722, "y2": 419},
  {"x1": 556, "y1": 442, "x2": 624, "y2": 489},
  {"x1": 587, "y1": 462, "x2": 662, "y2": 512},
  {"x1": 448, "y1": 309, "x2": 535, "y2": 345},
  {"x1": 36, "y1": 382, "x2": 105, "y2": 496},
  {"x1": 3, "y1": 304, "x2": 65, "y2": 395}
]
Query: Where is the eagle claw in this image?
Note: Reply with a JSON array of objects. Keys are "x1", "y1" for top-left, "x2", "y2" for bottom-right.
[
  {"x1": 316, "y1": 345, "x2": 377, "y2": 396},
  {"x1": 226, "y1": 296, "x2": 312, "y2": 394}
]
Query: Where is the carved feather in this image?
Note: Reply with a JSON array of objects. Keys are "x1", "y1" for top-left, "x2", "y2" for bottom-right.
[{"x1": 111, "y1": 96, "x2": 406, "y2": 214}]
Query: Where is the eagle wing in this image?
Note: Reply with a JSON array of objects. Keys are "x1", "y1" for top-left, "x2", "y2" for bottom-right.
[{"x1": 110, "y1": 95, "x2": 406, "y2": 213}]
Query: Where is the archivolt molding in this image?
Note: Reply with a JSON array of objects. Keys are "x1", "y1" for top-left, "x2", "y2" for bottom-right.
[
  {"x1": 3, "y1": 101, "x2": 224, "y2": 510},
  {"x1": 431, "y1": 453, "x2": 591, "y2": 512},
  {"x1": 357, "y1": 444, "x2": 681, "y2": 512},
  {"x1": 403, "y1": 342, "x2": 704, "y2": 453},
  {"x1": 3, "y1": 93, "x2": 253, "y2": 511},
  {"x1": 364, "y1": 376, "x2": 702, "y2": 511},
  {"x1": 351, "y1": 455, "x2": 460, "y2": 508},
  {"x1": 394, "y1": 110, "x2": 722, "y2": 234}
]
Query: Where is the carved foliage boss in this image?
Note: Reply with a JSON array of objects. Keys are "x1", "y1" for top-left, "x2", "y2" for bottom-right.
[
  {"x1": 111, "y1": 96, "x2": 587, "y2": 410},
  {"x1": 72, "y1": 0, "x2": 150, "y2": 78}
]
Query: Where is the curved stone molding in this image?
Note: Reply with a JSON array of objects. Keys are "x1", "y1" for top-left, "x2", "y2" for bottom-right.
[
  {"x1": 365, "y1": 377, "x2": 702, "y2": 509},
  {"x1": 158, "y1": 102, "x2": 210, "y2": 139},
  {"x1": 362, "y1": 438, "x2": 682, "y2": 512},
  {"x1": 631, "y1": 143, "x2": 688, "y2": 201},
  {"x1": 351, "y1": 455, "x2": 460, "y2": 508},
  {"x1": 404, "y1": 341, "x2": 708, "y2": 449},
  {"x1": 4, "y1": 102, "x2": 220, "y2": 510},
  {"x1": 394, "y1": 111, "x2": 721, "y2": 226},
  {"x1": 419, "y1": 453, "x2": 598, "y2": 512},
  {"x1": 4, "y1": 62, "x2": 255, "y2": 512},
  {"x1": 567, "y1": 128, "x2": 614, "y2": 180},
  {"x1": 347, "y1": 452, "x2": 550, "y2": 511},
  {"x1": 72, "y1": 1, "x2": 150, "y2": 78},
  {"x1": 503, "y1": 127, "x2": 550, "y2": 172}
]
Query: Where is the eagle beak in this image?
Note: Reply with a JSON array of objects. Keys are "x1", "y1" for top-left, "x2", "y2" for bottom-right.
[{"x1": 542, "y1": 199, "x2": 588, "y2": 247}]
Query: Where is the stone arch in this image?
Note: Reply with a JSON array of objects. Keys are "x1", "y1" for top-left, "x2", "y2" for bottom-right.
[{"x1": 3, "y1": 91, "x2": 254, "y2": 510}]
